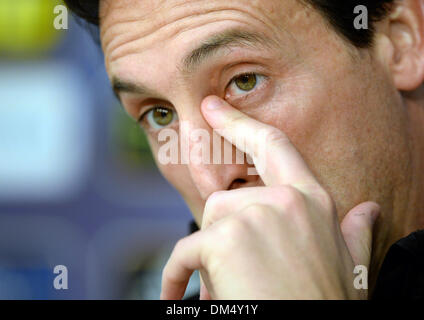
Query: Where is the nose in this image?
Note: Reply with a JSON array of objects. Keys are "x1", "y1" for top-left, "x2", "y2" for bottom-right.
[{"x1": 180, "y1": 112, "x2": 260, "y2": 201}]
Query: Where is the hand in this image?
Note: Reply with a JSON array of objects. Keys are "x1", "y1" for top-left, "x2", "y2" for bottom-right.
[{"x1": 160, "y1": 96, "x2": 380, "y2": 300}]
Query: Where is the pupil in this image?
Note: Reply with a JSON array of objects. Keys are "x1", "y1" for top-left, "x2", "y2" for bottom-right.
[
  {"x1": 153, "y1": 107, "x2": 172, "y2": 126},
  {"x1": 236, "y1": 74, "x2": 256, "y2": 91}
]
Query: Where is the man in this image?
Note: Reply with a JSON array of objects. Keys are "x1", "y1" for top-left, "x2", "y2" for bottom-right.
[{"x1": 64, "y1": 0, "x2": 424, "y2": 299}]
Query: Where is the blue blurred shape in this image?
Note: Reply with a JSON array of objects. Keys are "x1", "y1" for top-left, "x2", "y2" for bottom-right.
[
  {"x1": 0, "y1": 215, "x2": 86, "y2": 299},
  {"x1": 0, "y1": 268, "x2": 52, "y2": 299},
  {"x1": 0, "y1": 61, "x2": 93, "y2": 203}
]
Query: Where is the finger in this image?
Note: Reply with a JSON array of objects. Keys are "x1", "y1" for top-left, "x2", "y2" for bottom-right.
[
  {"x1": 199, "y1": 273, "x2": 212, "y2": 300},
  {"x1": 340, "y1": 201, "x2": 380, "y2": 268},
  {"x1": 201, "y1": 95, "x2": 319, "y2": 190},
  {"x1": 202, "y1": 186, "x2": 285, "y2": 230},
  {"x1": 160, "y1": 231, "x2": 205, "y2": 300}
]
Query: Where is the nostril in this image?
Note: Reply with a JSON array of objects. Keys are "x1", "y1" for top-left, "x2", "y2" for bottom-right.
[{"x1": 228, "y1": 178, "x2": 247, "y2": 190}]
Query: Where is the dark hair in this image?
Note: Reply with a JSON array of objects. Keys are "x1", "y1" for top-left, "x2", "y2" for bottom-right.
[{"x1": 64, "y1": 0, "x2": 395, "y2": 48}]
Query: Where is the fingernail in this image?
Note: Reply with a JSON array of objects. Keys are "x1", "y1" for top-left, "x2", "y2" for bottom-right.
[{"x1": 205, "y1": 97, "x2": 222, "y2": 110}]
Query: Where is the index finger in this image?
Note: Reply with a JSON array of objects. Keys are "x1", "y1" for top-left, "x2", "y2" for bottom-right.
[{"x1": 201, "y1": 95, "x2": 319, "y2": 189}]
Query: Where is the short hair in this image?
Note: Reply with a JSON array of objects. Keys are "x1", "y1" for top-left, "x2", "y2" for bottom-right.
[{"x1": 63, "y1": 0, "x2": 395, "y2": 48}]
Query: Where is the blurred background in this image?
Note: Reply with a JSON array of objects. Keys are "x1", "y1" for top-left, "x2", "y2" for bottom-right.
[{"x1": 0, "y1": 0, "x2": 199, "y2": 299}]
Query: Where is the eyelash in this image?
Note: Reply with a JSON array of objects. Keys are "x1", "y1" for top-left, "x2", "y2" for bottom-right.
[{"x1": 137, "y1": 72, "x2": 267, "y2": 129}]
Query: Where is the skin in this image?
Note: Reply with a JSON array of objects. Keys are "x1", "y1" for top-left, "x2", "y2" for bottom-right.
[{"x1": 99, "y1": 0, "x2": 424, "y2": 298}]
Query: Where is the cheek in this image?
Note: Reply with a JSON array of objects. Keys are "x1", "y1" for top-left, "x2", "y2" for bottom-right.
[
  {"x1": 244, "y1": 59, "x2": 394, "y2": 217},
  {"x1": 149, "y1": 140, "x2": 188, "y2": 192},
  {"x1": 149, "y1": 140, "x2": 205, "y2": 220}
]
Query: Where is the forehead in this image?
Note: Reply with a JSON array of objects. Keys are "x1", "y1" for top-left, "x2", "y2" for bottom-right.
[
  {"x1": 99, "y1": 0, "x2": 309, "y2": 65},
  {"x1": 99, "y1": 0, "x2": 292, "y2": 35}
]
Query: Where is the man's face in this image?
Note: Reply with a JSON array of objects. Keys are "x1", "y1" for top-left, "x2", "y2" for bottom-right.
[{"x1": 100, "y1": 0, "x2": 410, "y2": 233}]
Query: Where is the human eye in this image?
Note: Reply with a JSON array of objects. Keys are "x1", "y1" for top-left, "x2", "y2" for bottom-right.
[
  {"x1": 225, "y1": 73, "x2": 267, "y2": 99},
  {"x1": 138, "y1": 105, "x2": 178, "y2": 130}
]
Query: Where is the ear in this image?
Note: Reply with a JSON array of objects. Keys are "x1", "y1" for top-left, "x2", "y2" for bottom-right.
[{"x1": 383, "y1": 0, "x2": 424, "y2": 91}]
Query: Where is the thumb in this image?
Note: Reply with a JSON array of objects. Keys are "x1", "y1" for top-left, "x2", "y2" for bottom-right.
[
  {"x1": 340, "y1": 201, "x2": 380, "y2": 268},
  {"x1": 199, "y1": 272, "x2": 211, "y2": 300}
]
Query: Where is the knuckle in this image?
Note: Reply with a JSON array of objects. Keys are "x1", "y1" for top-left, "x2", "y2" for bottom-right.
[
  {"x1": 162, "y1": 257, "x2": 178, "y2": 284},
  {"x1": 162, "y1": 264, "x2": 181, "y2": 286},
  {"x1": 264, "y1": 128, "x2": 288, "y2": 146},
  {"x1": 311, "y1": 188, "x2": 336, "y2": 213},
  {"x1": 274, "y1": 185, "x2": 306, "y2": 212},
  {"x1": 173, "y1": 238, "x2": 186, "y2": 253},
  {"x1": 208, "y1": 190, "x2": 226, "y2": 203},
  {"x1": 243, "y1": 203, "x2": 273, "y2": 218},
  {"x1": 321, "y1": 192, "x2": 335, "y2": 212},
  {"x1": 243, "y1": 203, "x2": 269, "y2": 214},
  {"x1": 204, "y1": 193, "x2": 219, "y2": 214},
  {"x1": 212, "y1": 219, "x2": 246, "y2": 256},
  {"x1": 241, "y1": 203, "x2": 277, "y2": 226},
  {"x1": 221, "y1": 217, "x2": 247, "y2": 237},
  {"x1": 203, "y1": 191, "x2": 225, "y2": 223},
  {"x1": 162, "y1": 262, "x2": 173, "y2": 281}
]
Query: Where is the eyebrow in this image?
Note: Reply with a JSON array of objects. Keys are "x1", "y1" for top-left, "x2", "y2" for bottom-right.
[
  {"x1": 112, "y1": 28, "x2": 275, "y2": 98},
  {"x1": 181, "y1": 28, "x2": 275, "y2": 74}
]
